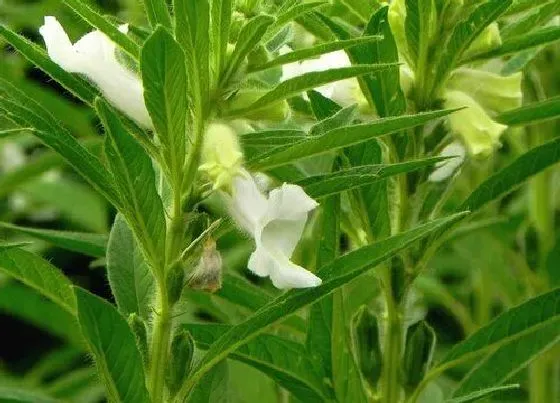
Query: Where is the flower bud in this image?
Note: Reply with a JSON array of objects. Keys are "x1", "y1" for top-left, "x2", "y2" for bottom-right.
[
  {"x1": 166, "y1": 329, "x2": 195, "y2": 397},
  {"x1": 127, "y1": 313, "x2": 148, "y2": 366},
  {"x1": 226, "y1": 90, "x2": 289, "y2": 122},
  {"x1": 388, "y1": 0, "x2": 410, "y2": 64},
  {"x1": 402, "y1": 320, "x2": 436, "y2": 390},
  {"x1": 187, "y1": 238, "x2": 223, "y2": 292},
  {"x1": 444, "y1": 90, "x2": 507, "y2": 157},
  {"x1": 351, "y1": 306, "x2": 383, "y2": 389},
  {"x1": 199, "y1": 123, "x2": 244, "y2": 191},
  {"x1": 166, "y1": 261, "x2": 185, "y2": 305}
]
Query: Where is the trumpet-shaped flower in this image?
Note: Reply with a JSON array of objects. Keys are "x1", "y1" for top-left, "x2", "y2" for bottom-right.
[
  {"x1": 39, "y1": 16, "x2": 152, "y2": 128},
  {"x1": 444, "y1": 90, "x2": 507, "y2": 156},
  {"x1": 428, "y1": 142, "x2": 466, "y2": 182},
  {"x1": 226, "y1": 172, "x2": 321, "y2": 289}
]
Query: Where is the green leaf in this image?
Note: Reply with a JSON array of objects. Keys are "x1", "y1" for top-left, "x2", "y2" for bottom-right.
[
  {"x1": 495, "y1": 96, "x2": 560, "y2": 126},
  {"x1": 0, "y1": 282, "x2": 82, "y2": 345},
  {"x1": 340, "y1": 0, "x2": 378, "y2": 22},
  {"x1": 464, "y1": 26, "x2": 560, "y2": 62},
  {"x1": 501, "y1": 1, "x2": 560, "y2": 39},
  {"x1": 308, "y1": 89, "x2": 342, "y2": 119},
  {"x1": 187, "y1": 360, "x2": 229, "y2": 403},
  {"x1": 405, "y1": 0, "x2": 435, "y2": 68},
  {"x1": 248, "y1": 109, "x2": 456, "y2": 170},
  {"x1": 211, "y1": 0, "x2": 233, "y2": 79},
  {"x1": 240, "y1": 129, "x2": 305, "y2": 148},
  {"x1": 141, "y1": 27, "x2": 188, "y2": 181},
  {"x1": 297, "y1": 157, "x2": 447, "y2": 198},
  {"x1": 178, "y1": 213, "x2": 467, "y2": 398},
  {"x1": 187, "y1": 323, "x2": 327, "y2": 402},
  {"x1": 0, "y1": 81, "x2": 120, "y2": 207},
  {"x1": 107, "y1": 214, "x2": 155, "y2": 321},
  {"x1": 0, "y1": 247, "x2": 76, "y2": 315},
  {"x1": 62, "y1": 0, "x2": 140, "y2": 58},
  {"x1": 142, "y1": 0, "x2": 172, "y2": 29},
  {"x1": 229, "y1": 64, "x2": 399, "y2": 116},
  {"x1": 263, "y1": 2, "x2": 326, "y2": 43},
  {"x1": 439, "y1": 289, "x2": 560, "y2": 369},
  {"x1": 459, "y1": 137, "x2": 560, "y2": 213},
  {"x1": 433, "y1": 0, "x2": 512, "y2": 91},
  {"x1": 251, "y1": 36, "x2": 382, "y2": 72},
  {"x1": 0, "y1": 222, "x2": 107, "y2": 258},
  {"x1": 224, "y1": 15, "x2": 275, "y2": 82},
  {"x1": 96, "y1": 99, "x2": 167, "y2": 270},
  {"x1": 75, "y1": 288, "x2": 150, "y2": 403},
  {"x1": 447, "y1": 385, "x2": 520, "y2": 403},
  {"x1": 0, "y1": 25, "x2": 98, "y2": 105},
  {"x1": 0, "y1": 386, "x2": 62, "y2": 403}
]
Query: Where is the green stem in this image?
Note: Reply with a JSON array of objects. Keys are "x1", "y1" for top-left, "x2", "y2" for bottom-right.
[
  {"x1": 149, "y1": 281, "x2": 172, "y2": 402},
  {"x1": 529, "y1": 356, "x2": 549, "y2": 403}
]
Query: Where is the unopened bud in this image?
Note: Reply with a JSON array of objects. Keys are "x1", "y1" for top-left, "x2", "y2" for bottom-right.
[
  {"x1": 402, "y1": 320, "x2": 436, "y2": 390},
  {"x1": 127, "y1": 313, "x2": 148, "y2": 366},
  {"x1": 199, "y1": 123, "x2": 243, "y2": 191},
  {"x1": 226, "y1": 90, "x2": 289, "y2": 122},
  {"x1": 187, "y1": 238, "x2": 223, "y2": 292},
  {"x1": 166, "y1": 329, "x2": 195, "y2": 397},
  {"x1": 166, "y1": 261, "x2": 185, "y2": 305},
  {"x1": 351, "y1": 306, "x2": 383, "y2": 389}
]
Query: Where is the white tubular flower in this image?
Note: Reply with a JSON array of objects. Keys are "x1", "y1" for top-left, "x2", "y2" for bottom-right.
[
  {"x1": 39, "y1": 16, "x2": 152, "y2": 128},
  {"x1": 444, "y1": 90, "x2": 507, "y2": 157},
  {"x1": 226, "y1": 171, "x2": 321, "y2": 289},
  {"x1": 428, "y1": 142, "x2": 466, "y2": 182}
]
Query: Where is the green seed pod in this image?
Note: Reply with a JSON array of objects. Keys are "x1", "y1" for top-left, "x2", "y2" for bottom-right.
[
  {"x1": 127, "y1": 313, "x2": 148, "y2": 367},
  {"x1": 166, "y1": 330, "x2": 195, "y2": 398},
  {"x1": 351, "y1": 306, "x2": 383, "y2": 389},
  {"x1": 225, "y1": 90, "x2": 289, "y2": 122},
  {"x1": 402, "y1": 320, "x2": 436, "y2": 390},
  {"x1": 166, "y1": 261, "x2": 185, "y2": 305}
]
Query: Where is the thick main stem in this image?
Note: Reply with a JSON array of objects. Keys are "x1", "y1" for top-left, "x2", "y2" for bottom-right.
[{"x1": 149, "y1": 284, "x2": 172, "y2": 402}]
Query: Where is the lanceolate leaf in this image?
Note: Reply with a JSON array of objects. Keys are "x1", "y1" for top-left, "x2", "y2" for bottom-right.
[
  {"x1": 501, "y1": 1, "x2": 560, "y2": 39},
  {"x1": 0, "y1": 387, "x2": 62, "y2": 403},
  {"x1": 75, "y1": 288, "x2": 150, "y2": 403},
  {"x1": 251, "y1": 36, "x2": 382, "y2": 72},
  {"x1": 142, "y1": 0, "x2": 172, "y2": 29},
  {"x1": 263, "y1": 2, "x2": 326, "y2": 43},
  {"x1": 0, "y1": 247, "x2": 76, "y2": 315},
  {"x1": 96, "y1": 99, "x2": 166, "y2": 271},
  {"x1": 405, "y1": 0, "x2": 435, "y2": 68},
  {"x1": 228, "y1": 64, "x2": 399, "y2": 116},
  {"x1": 297, "y1": 157, "x2": 446, "y2": 198},
  {"x1": 177, "y1": 213, "x2": 467, "y2": 398},
  {"x1": 187, "y1": 323, "x2": 327, "y2": 402},
  {"x1": 249, "y1": 109, "x2": 455, "y2": 170},
  {"x1": 495, "y1": 96, "x2": 560, "y2": 126},
  {"x1": 447, "y1": 385, "x2": 520, "y2": 403},
  {"x1": 211, "y1": 0, "x2": 233, "y2": 78},
  {"x1": 0, "y1": 222, "x2": 107, "y2": 258},
  {"x1": 141, "y1": 27, "x2": 188, "y2": 183},
  {"x1": 0, "y1": 25, "x2": 98, "y2": 104},
  {"x1": 106, "y1": 215, "x2": 155, "y2": 321},
  {"x1": 459, "y1": 136, "x2": 560, "y2": 213}
]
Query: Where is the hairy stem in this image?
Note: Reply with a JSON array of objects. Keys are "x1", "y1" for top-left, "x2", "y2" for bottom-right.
[{"x1": 149, "y1": 283, "x2": 172, "y2": 402}]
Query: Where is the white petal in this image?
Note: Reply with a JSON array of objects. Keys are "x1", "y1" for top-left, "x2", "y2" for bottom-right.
[
  {"x1": 227, "y1": 172, "x2": 268, "y2": 234},
  {"x1": 268, "y1": 258, "x2": 322, "y2": 289},
  {"x1": 266, "y1": 183, "x2": 318, "y2": 221},
  {"x1": 39, "y1": 17, "x2": 152, "y2": 128},
  {"x1": 428, "y1": 142, "x2": 466, "y2": 182}
]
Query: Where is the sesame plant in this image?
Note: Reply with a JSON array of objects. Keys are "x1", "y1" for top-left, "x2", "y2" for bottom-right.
[{"x1": 0, "y1": 0, "x2": 559, "y2": 402}]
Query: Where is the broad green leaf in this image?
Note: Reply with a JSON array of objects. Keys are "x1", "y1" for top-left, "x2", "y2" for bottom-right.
[
  {"x1": 496, "y1": 96, "x2": 560, "y2": 127},
  {"x1": 228, "y1": 64, "x2": 399, "y2": 116},
  {"x1": 340, "y1": 0, "x2": 378, "y2": 22},
  {"x1": 464, "y1": 26, "x2": 560, "y2": 62},
  {"x1": 309, "y1": 104, "x2": 358, "y2": 136},
  {"x1": 251, "y1": 36, "x2": 382, "y2": 72},
  {"x1": 141, "y1": 27, "x2": 188, "y2": 182},
  {"x1": 178, "y1": 213, "x2": 467, "y2": 398},
  {"x1": 62, "y1": 0, "x2": 140, "y2": 58},
  {"x1": 455, "y1": 318, "x2": 558, "y2": 395},
  {"x1": 447, "y1": 385, "x2": 520, "y2": 403},
  {"x1": 174, "y1": 0, "x2": 210, "y2": 109},
  {"x1": 308, "y1": 90, "x2": 342, "y2": 119},
  {"x1": 223, "y1": 15, "x2": 275, "y2": 83},
  {"x1": 439, "y1": 289, "x2": 560, "y2": 369},
  {"x1": 459, "y1": 137, "x2": 560, "y2": 213},
  {"x1": 263, "y1": 2, "x2": 326, "y2": 43},
  {"x1": 187, "y1": 323, "x2": 327, "y2": 402},
  {"x1": 0, "y1": 82, "x2": 119, "y2": 207},
  {"x1": 0, "y1": 222, "x2": 106, "y2": 258},
  {"x1": 143, "y1": 0, "x2": 172, "y2": 28},
  {"x1": 240, "y1": 129, "x2": 305, "y2": 148},
  {"x1": 0, "y1": 25, "x2": 97, "y2": 105},
  {"x1": 0, "y1": 282, "x2": 82, "y2": 345},
  {"x1": 405, "y1": 0, "x2": 435, "y2": 68},
  {"x1": 248, "y1": 109, "x2": 455, "y2": 170},
  {"x1": 0, "y1": 247, "x2": 76, "y2": 315},
  {"x1": 187, "y1": 360, "x2": 229, "y2": 403},
  {"x1": 433, "y1": 0, "x2": 512, "y2": 91},
  {"x1": 75, "y1": 288, "x2": 150, "y2": 403},
  {"x1": 501, "y1": 1, "x2": 560, "y2": 39},
  {"x1": 0, "y1": 387, "x2": 62, "y2": 403},
  {"x1": 107, "y1": 214, "x2": 155, "y2": 321},
  {"x1": 216, "y1": 273, "x2": 272, "y2": 312},
  {"x1": 96, "y1": 99, "x2": 166, "y2": 270},
  {"x1": 297, "y1": 158, "x2": 446, "y2": 198},
  {"x1": 211, "y1": 0, "x2": 233, "y2": 79}
]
